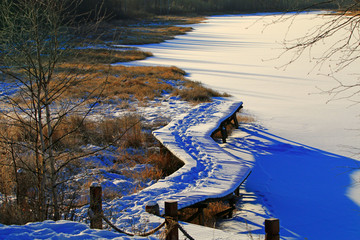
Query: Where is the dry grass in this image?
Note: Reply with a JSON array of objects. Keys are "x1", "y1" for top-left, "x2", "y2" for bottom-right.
[
  {"x1": 179, "y1": 201, "x2": 231, "y2": 227},
  {"x1": 51, "y1": 64, "x2": 184, "y2": 102},
  {"x1": 237, "y1": 114, "x2": 256, "y2": 123},
  {"x1": 116, "y1": 146, "x2": 184, "y2": 183},
  {"x1": 0, "y1": 202, "x2": 37, "y2": 225},
  {"x1": 62, "y1": 48, "x2": 153, "y2": 64},
  {"x1": 86, "y1": 16, "x2": 205, "y2": 45},
  {"x1": 48, "y1": 62, "x2": 226, "y2": 104},
  {"x1": 52, "y1": 114, "x2": 145, "y2": 149},
  {"x1": 172, "y1": 81, "x2": 230, "y2": 102}
]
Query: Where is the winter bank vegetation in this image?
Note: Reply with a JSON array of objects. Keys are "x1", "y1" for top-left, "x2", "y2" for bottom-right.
[
  {"x1": 0, "y1": 0, "x2": 227, "y2": 225},
  {"x1": 0, "y1": 0, "x2": 357, "y2": 228}
]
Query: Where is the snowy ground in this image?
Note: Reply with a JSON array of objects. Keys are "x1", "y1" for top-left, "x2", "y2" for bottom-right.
[
  {"x1": 2, "y1": 12, "x2": 360, "y2": 240},
  {"x1": 0, "y1": 97, "x2": 254, "y2": 240}
]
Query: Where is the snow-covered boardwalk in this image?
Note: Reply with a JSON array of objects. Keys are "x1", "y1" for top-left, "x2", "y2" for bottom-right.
[
  {"x1": 149, "y1": 98, "x2": 252, "y2": 213},
  {"x1": 79, "y1": 98, "x2": 253, "y2": 239},
  {"x1": 100, "y1": 99, "x2": 252, "y2": 220}
]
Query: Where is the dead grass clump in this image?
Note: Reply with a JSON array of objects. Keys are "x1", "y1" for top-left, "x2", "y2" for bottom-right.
[
  {"x1": 51, "y1": 65, "x2": 186, "y2": 102},
  {"x1": 93, "y1": 20, "x2": 197, "y2": 45},
  {"x1": 63, "y1": 48, "x2": 153, "y2": 65},
  {"x1": 237, "y1": 114, "x2": 256, "y2": 123},
  {"x1": 116, "y1": 114, "x2": 144, "y2": 149},
  {"x1": 179, "y1": 201, "x2": 231, "y2": 227},
  {"x1": 0, "y1": 156, "x2": 41, "y2": 224},
  {"x1": 102, "y1": 188, "x2": 121, "y2": 201},
  {"x1": 173, "y1": 81, "x2": 230, "y2": 102},
  {"x1": 0, "y1": 202, "x2": 36, "y2": 225},
  {"x1": 81, "y1": 16, "x2": 205, "y2": 45},
  {"x1": 123, "y1": 164, "x2": 163, "y2": 184},
  {"x1": 39, "y1": 113, "x2": 145, "y2": 151},
  {"x1": 147, "y1": 151, "x2": 184, "y2": 178},
  {"x1": 205, "y1": 202, "x2": 233, "y2": 226}
]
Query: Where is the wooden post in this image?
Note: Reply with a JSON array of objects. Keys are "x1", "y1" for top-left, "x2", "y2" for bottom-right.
[
  {"x1": 233, "y1": 114, "x2": 239, "y2": 128},
  {"x1": 145, "y1": 201, "x2": 160, "y2": 216},
  {"x1": 265, "y1": 218, "x2": 280, "y2": 240},
  {"x1": 165, "y1": 201, "x2": 178, "y2": 240},
  {"x1": 220, "y1": 123, "x2": 227, "y2": 143},
  {"x1": 228, "y1": 197, "x2": 236, "y2": 218},
  {"x1": 90, "y1": 183, "x2": 102, "y2": 229},
  {"x1": 234, "y1": 186, "x2": 240, "y2": 197}
]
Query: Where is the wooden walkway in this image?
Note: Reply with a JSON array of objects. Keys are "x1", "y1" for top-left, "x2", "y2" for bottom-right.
[{"x1": 152, "y1": 99, "x2": 252, "y2": 213}]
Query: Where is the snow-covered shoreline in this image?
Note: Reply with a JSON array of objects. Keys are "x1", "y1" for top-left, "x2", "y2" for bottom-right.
[{"x1": 0, "y1": 98, "x2": 254, "y2": 240}]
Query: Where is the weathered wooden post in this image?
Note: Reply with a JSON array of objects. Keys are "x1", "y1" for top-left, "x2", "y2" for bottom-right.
[
  {"x1": 220, "y1": 123, "x2": 227, "y2": 143},
  {"x1": 234, "y1": 186, "x2": 240, "y2": 197},
  {"x1": 165, "y1": 201, "x2": 178, "y2": 240},
  {"x1": 233, "y1": 114, "x2": 239, "y2": 128},
  {"x1": 145, "y1": 201, "x2": 160, "y2": 216},
  {"x1": 90, "y1": 183, "x2": 102, "y2": 229},
  {"x1": 199, "y1": 207, "x2": 205, "y2": 226},
  {"x1": 265, "y1": 218, "x2": 280, "y2": 240}
]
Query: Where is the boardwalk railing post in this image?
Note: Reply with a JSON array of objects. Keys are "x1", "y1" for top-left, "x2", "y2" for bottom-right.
[
  {"x1": 90, "y1": 183, "x2": 102, "y2": 229},
  {"x1": 233, "y1": 114, "x2": 239, "y2": 128},
  {"x1": 220, "y1": 123, "x2": 227, "y2": 143},
  {"x1": 265, "y1": 218, "x2": 280, "y2": 240},
  {"x1": 234, "y1": 186, "x2": 240, "y2": 197},
  {"x1": 165, "y1": 201, "x2": 178, "y2": 240}
]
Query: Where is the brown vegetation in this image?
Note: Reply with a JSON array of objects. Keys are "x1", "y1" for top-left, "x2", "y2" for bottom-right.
[
  {"x1": 63, "y1": 48, "x2": 153, "y2": 64},
  {"x1": 179, "y1": 201, "x2": 232, "y2": 227},
  {"x1": 52, "y1": 58, "x2": 227, "y2": 103},
  {"x1": 173, "y1": 81, "x2": 230, "y2": 102},
  {"x1": 85, "y1": 16, "x2": 205, "y2": 45},
  {"x1": 0, "y1": 9, "x2": 227, "y2": 225},
  {"x1": 0, "y1": 112, "x2": 184, "y2": 224},
  {"x1": 237, "y1": 114, "x2": 256, "y2": 124}
]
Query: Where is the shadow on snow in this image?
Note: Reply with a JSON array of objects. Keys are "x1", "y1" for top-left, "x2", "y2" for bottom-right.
[{"x1": 222, "y1": 124, "x2": 360, "y2": 239}]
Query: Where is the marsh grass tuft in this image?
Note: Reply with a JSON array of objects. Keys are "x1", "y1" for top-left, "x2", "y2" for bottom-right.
[
  {"x1": 85, "y1": 16, "x2": 205, "y2": 45},
  {"x1": 237, "y1": 114, "x2": 256, "y2": 123},
  {"x1": 179, "y1": 201, "x2": 231, "y2": 228},
  {"x1": 172, "y1": 81, "x2": 230, "y2": 102},
  {"x1": 62, "y1": 48, "x2": 153, "y2": 64}
]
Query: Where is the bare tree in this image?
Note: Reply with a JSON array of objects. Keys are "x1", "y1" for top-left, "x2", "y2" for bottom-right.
[
  {"x1": 0, "y1": 0, "x2": 105, "y2": 221},
  {"x1": 281, "y1": 0, "x2": 360, "y2": 103}
]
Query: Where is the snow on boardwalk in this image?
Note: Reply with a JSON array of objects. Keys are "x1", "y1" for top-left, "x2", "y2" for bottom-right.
[
  {"x1": 151, "y1": 98, "x2": 252, "y2": 212},
  {"x1": 98, "y1": 99, "x2": 252, "y2": 225},
  {"x1": 99, "y1": 98, "x2": 253, "y2": 238}
]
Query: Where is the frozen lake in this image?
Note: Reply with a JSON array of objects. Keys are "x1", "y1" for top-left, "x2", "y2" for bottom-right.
[
  {"x1": 120, "y1": 13, "x2": 360, "y2": 239},
  {"x1": 123, "y1": 13, "x2": 360, "y2": 159}
]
